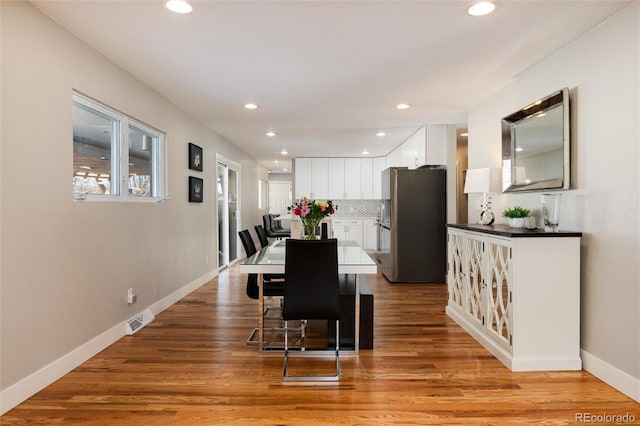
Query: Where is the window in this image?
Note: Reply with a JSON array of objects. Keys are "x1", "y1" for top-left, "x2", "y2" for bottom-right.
[
  {"x1": 72, "y1": 91, "x2": 166, "y2": 201},
  {"x1": 258, "y1": 179, "x2": 268, "y2": 209}
]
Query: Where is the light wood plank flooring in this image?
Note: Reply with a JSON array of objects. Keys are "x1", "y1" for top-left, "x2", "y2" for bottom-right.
[{"x1": 2, "y1": 265, "x2": 638, "y2": 425}]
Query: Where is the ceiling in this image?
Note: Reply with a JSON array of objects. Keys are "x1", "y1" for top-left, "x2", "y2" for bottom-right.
[{"x1": 32, "y1": 0, "x2": 630, "y2": 172}]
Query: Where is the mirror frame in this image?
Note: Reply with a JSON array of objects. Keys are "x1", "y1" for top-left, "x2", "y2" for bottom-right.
[{"x1": 501, "y1": 88, "x2": 570, "y2": 192}]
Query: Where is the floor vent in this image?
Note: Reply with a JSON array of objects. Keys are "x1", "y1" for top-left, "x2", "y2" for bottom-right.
[{"x1": 126, "y1": 308, "x2": 155, "y2": 335}]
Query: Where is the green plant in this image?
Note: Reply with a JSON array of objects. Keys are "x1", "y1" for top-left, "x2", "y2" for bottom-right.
[{"x1": 502, "y1": 206, "x2": 531, "y2": 218}]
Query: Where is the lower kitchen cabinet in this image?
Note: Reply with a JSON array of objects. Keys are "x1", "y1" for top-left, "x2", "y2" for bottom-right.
[
  {"x1": 446, "y1": 224, "x2": 582, "y2": 371},
  {"x1": 332, "y1": 219, "x2": 363, "y2": 248}
]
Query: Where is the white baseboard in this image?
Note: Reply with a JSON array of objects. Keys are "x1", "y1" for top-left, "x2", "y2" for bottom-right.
[
  {"x1": 0, "y1": 269, "x2": 218, "y2": 415},
  {"x1": 581, "y1": 349, "x2": 640, "y2": 403}
]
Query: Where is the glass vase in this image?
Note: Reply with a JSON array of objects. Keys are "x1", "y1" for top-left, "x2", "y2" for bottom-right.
[{"x1": 303, "y1": 218, "x2": 319, "y2": 240}]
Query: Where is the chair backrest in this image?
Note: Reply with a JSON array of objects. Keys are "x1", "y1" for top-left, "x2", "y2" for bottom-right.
[
  {"x1": 254, "y1": 225, "x2": 270, "y2": 248},
  {"x1": 262, "y1": 215, "x2": 274, "y2": 236},
  {"x1": 282, "y1": 239, "x2": 340, "y2": 321},
  {"x1": 238, "y1": 229, "x2": 257, "y2": 258}
]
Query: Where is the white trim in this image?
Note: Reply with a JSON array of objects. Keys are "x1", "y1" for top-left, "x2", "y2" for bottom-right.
[
  {"x1": 581, "y1": 349, "x2": 640, "y2": 403},
  {"x1": 0, "y1": 269, "x2": 218, "y2": 415}
]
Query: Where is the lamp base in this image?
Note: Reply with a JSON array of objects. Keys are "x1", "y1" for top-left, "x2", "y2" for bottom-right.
[{"x1": 479, "y1": 210, "x2": 495, "y2": 225}]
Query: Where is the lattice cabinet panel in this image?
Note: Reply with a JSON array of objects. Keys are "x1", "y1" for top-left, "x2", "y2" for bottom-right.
[
  {"x1": 484, "y1": 240, "x2": 512, "y2": 350},
  {"x1": 465, "y1": 236, "x2": 485, "y2": 328},
  {"x1": 447, "y1": 232, "x2": 464, "y2": 311}
]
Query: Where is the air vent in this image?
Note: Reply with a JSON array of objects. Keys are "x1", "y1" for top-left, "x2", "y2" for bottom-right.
[{"x1": 125, "y1": 308, "x2": 155, "y2": 335}]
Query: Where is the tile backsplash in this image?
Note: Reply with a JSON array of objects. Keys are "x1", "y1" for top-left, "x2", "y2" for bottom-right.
[{"x1": 332, "y1": 199, "x2": 381, "y2": 218}]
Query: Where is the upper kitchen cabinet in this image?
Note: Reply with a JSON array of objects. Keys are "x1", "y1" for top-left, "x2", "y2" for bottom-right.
[
  {"x1": 387, "y1": 125, "x2": 455, "y2": 169},
  {"x1": 328, "y1": 158, "x2": 345, "y2": 199},
  {"x1": 344, "y1": 158, "x2": 362, "y2": 199},
  {"x1": 295, "y1": 157, "x2": 385, "y2": 200},
  {"x1": 295, "y1": 157, "x2": 329, "y2": 199},
  {"x1": 372, "y1": 157, "x2": 386, "y2": 199}
]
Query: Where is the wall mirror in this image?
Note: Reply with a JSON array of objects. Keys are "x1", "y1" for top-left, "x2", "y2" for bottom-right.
[{"x1": 501, "y1": 88, "x2": 570, "y2": 192}]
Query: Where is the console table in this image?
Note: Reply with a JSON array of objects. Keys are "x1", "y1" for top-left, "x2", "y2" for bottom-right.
[{"x1": 446, "y1": 224, "x2": 582, "y2": 371}]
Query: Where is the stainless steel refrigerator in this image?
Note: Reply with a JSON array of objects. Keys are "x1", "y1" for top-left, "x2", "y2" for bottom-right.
[{"x1": 378, "y1": 166, "x2": 447, "y2": 283}]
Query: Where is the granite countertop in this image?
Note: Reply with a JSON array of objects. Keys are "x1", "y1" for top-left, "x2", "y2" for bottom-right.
[{"x1": 447, "y1": 223, "x2": 582, "y2": 238}]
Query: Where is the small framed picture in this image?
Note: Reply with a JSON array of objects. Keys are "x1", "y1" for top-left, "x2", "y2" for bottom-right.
[
  {"x1": 188, "y1": 143, "x2": 203, "y2": 171},
  {"x1": 189, "y1": 176, "x2": 203, "y2": 202}
]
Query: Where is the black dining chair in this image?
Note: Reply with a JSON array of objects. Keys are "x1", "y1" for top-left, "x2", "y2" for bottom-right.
[
  {"x1": 254, "y1": 224, "x2": 270, "y2": 248},
  {"x1": 282, "y1": 238, "x2": 341, "y2": 381},
  {"x1": 263, "y1": 214, "x2": 290, "y2": 238},
  {"x1": 239, "y1": 230, "x2": 284, "y2": 343},
  {"x1": 238, "y1": 229, "x2": 303, "y2": 347}
]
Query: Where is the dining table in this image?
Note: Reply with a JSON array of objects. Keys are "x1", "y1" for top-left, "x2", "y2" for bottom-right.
[{"x1": 239, "y1": 239, "x2": 377, "y2": 353}]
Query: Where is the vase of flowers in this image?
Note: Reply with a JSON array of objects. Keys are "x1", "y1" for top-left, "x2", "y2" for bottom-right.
[{"x1": 289, "y1": 197, "x2": 337, "y2": 240}]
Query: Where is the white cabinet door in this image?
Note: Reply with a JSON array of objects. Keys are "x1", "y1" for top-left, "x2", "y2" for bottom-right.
[
  {"x1": 425, "y1": 125, "x2": 447, "y2": 166},
  {"x1": 372, "y1": 157, "x2": 386, "y2": 199},
  {"x1": 414, "y1": 126, "x2": 427, "y2": 167},
  {"x1": 328, "y1": 158, "x2": 345, "y2": 199},
  {"x1": 346, "y1": 219, "x2": 363, "y2": 247},
  {"x1": 310, "y1": 158, "x2": 329, "y2": 199},
  {"x1": 362, "y1": 219, "x2": 377, "y2": 250},
  {"x1": 344, "y1": 158, "x2": 361, "y2": 199},
  {"x1": 294, "y1": 158, "x2": 312, "y2": 199},
  {"x1": 331, "y1": 219, "x2": 347, "y2": 241},
  {"x1": 484, "y1": 238, "x2": 513, "y2": 350},
  {"x1": 360, "y1": 158, "x2": 373, "y2": 199}
]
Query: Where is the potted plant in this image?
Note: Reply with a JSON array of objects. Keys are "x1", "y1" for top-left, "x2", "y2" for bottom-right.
[{"x1": 502, "y1": 206, "x2": 531, "y2": 228}]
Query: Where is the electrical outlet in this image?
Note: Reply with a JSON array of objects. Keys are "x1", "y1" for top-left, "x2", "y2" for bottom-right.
[{"x1": 127, "y1": 288, "x2": 137, "y2": 305}]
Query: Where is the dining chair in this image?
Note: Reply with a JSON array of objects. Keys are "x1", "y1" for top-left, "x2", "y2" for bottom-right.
[
  {"x1": 282, "y1": 238, "x2": 341, "y2": 381},
  {"x1": 238, "y1": 230, "x2": 303, "y2": 347},
  {"x1": 254, "y1": 224, "x2": 270, "y2": 248}
]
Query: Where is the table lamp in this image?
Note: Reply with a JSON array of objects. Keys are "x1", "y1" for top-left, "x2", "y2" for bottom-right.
[{"x1": 464, "y1": 167, "x2": 502, "y2": 225}]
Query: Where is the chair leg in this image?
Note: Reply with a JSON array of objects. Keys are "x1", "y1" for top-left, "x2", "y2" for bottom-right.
[{"x1": 283, "y1": 319, "x2": 340, "y2": 381}]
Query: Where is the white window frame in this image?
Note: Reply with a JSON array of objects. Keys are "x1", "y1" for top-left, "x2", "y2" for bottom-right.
[{"x1": 72, "y1": 91, "x2": 167, "y2": 202}]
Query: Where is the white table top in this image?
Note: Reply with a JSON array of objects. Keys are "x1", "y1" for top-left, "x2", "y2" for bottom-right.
[
  {"x1": 239, "y1": 239, "x2": 377, "y2": 275},
  {"x1": 272, "y1": 214, "x2": 295, "y2": 221}
]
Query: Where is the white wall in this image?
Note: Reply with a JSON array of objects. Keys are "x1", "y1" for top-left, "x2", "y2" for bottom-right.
[
  {"x1": 0, "y1": 1, "x2": 268, "y2": 411},
  {"x1": 468, "y1": 3, "x2": 639, "y2": 401}
]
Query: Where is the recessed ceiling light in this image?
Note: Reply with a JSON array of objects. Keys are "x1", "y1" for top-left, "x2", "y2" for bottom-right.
[
  {"x1": 376, "y1": 131, "x2": 387, "y2": 137},
  {"x1": 362, "y1": 150, "x2": 370, "y2": 155},
  {"x1": 516, "y1": 147, "x2": 524, "y2": 152},
  {"x1": 396, "y1": 103, "x2": 411, "y2": 110},
  {"x1": 274, "y1": 160, "x2": 279, "y2": 164},
  {"x1": 281, "y1": 149, "x2": 288, "y2": 155},
  {"x1": 165, "y1": 0, "x2": 193, "y2": 14},
  {"x1": 283, "y1": 168, "x2": 288, "y2": 172},
  {"x1": 244, "y1": 103, "x2": 258, "y2": 110},
  {"x1": 467, "y1": 1, "x2": 496, "y2": 16},
  {"x1": 460, "y1": 132, "x2": 469, "y2": 137},
  {"x1": 266, "y1": 131, "x2": 276, "y2": 137}
]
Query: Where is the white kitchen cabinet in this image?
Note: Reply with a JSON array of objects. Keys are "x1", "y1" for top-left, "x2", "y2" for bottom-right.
[
  {"x1": 362, "y1": 219, "x2": 377, "y2": 250},
  {"x1": 294, "y1": 157, "x2": 329, "y2": 199},
  {"x1": 359, "y1": 158, "x2": 373, "y2": 199},
  {"x1": 446, "y1": 224, "x2": 582, "y2": 371},
  {"x1": 294, "y1": 158, "x2": 312, "y2": 199},
  {"x1": 372, "y1": 157, "x2": 386, "y2": 199},
  {"x1": 385, "y1": 125, "x2": 453, "y2": 170},
  {"x1": 344, "y1": 158, "x2": 361, "y2": 199},
  {"x1": 327, "y1": 158, "x2": 345, "y2": 199},
  {"x1": 310, "y1": 158, "x2": 329, "y2": 199},
  {"x1": 332, "y1": 219, "x2": 363, "y2": 247}
]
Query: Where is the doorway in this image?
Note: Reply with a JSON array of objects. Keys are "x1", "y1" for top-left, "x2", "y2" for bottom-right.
[
  {"x1": 217, "y1": 156, "x2": 240, "y2": 270},
  {"x1": 269, "y1": 181, "x2": 292, "y2": 229}
]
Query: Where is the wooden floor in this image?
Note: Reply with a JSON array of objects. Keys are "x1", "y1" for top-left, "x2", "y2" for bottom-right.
[{"x1": 2, "y1": 265, "x2": 638, "y2": 425}]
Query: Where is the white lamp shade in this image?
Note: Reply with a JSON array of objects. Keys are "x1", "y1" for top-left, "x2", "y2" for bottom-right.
[{"x1": 464, "y1": 167, "x2": 502, "y2": 194}]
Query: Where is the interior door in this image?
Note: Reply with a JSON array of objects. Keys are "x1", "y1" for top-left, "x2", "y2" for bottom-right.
[{"x1": 217, "y1": 158, "x2": 240, "y2": 269}]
